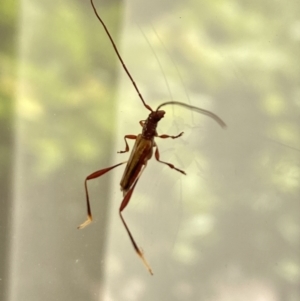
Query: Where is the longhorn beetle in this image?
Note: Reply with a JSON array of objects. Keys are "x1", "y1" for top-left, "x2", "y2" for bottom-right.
[{"x1": 79, "y1": 0, "x2": 227, "y2": 275}]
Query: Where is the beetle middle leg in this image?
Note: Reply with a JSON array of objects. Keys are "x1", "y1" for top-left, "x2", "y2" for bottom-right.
[
  {"x1": 78, "y1": 161, "x2": 127, "y2": 229},
  {"x1": 154, "y1": 143, "x2": 186, "y2": 175}
]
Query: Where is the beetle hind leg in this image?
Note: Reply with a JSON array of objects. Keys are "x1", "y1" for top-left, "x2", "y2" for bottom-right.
[{"x1": 119, "y1": 167, "x2": 153, "y2": 275}]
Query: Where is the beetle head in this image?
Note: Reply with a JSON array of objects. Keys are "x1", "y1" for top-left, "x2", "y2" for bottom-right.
[{"x1": 150, "y1": 110, "x2": 165, "y2": 122}]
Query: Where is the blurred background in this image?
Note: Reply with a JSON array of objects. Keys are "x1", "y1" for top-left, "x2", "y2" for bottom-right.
[{"x1": 1, "y1": 0, "x2": 299, "y2": 300}]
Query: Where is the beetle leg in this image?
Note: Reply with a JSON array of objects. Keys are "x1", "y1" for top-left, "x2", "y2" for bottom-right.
[
  {"x1": 119, "y1": 166, "x2": 153, "y2": 275},
  {"x1": 154, "y1": 144, "x2": 186, "y2": 175},
  {"x1": 118, "y1": 135, "x2": 137, "y2": 153},
  {"x1": 78, "y1": 161, "x2": 127, "y2": 229},
  {"x1": 157, "y1": 131, "x2": 184, "y2": 139}
]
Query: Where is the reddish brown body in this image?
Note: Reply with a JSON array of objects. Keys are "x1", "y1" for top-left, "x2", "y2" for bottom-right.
[
  {"x1": 78, "y1": 0, "x2": 226, "y2": 275},
  {"x1": 78, "y1": 109, "x2": 184, "y2": 275},
  {"x1": 120, "y1": 134, "x2": 152, "y2": 195},
  {"x1": 120, "y1": 110, "x2": 165, "y2": 195}
]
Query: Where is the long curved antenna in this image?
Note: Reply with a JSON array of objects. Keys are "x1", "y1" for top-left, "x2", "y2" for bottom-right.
[
  {"x1": 90, "y1": 0, "x2": 153, "y2": 112},
  {"x1": 157, "y1": 101, "x2": 227, "y2": 129}
]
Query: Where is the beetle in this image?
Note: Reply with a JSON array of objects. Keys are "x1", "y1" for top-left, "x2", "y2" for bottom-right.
[{"x1": 78, "y1": 0, "x2": 226, "y2": 275}]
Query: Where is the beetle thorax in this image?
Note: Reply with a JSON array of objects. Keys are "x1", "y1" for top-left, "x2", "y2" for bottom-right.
[{"x1": 142, "y1": 110, "x2": 165, "y2": 140}]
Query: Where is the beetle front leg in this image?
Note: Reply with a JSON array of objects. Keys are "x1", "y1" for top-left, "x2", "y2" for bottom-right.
[
  {"x1": 118, "y1": 120, "x2": 145, "y2": 154},
  {"x1": 118, "y1": 135, "x2": 137, "y2": 153},
  {"x1": 157, "y1": 132, "x2": 184, "y2": 139}
]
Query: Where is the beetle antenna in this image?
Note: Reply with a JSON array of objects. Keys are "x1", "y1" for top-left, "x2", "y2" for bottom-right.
[
  {"x1": 157, "y1": 101, "x2": 226, "y2": 128},
  {"x1": 90, "y1": 0, "x2": 153, "y2": 112}
]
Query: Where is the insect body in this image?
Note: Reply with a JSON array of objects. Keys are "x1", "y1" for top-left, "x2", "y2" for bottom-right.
[{"x1": 79, "y1": 0, "x2": 226, "y2": 275}]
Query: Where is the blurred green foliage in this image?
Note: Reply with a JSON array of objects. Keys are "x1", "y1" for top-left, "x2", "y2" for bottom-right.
[
  {"x1": 0, "y1": 0, "x2": 17, "y2": 300},
  {"x1": 0, "y1": 0, "x2": 123, "y2": 300}
]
